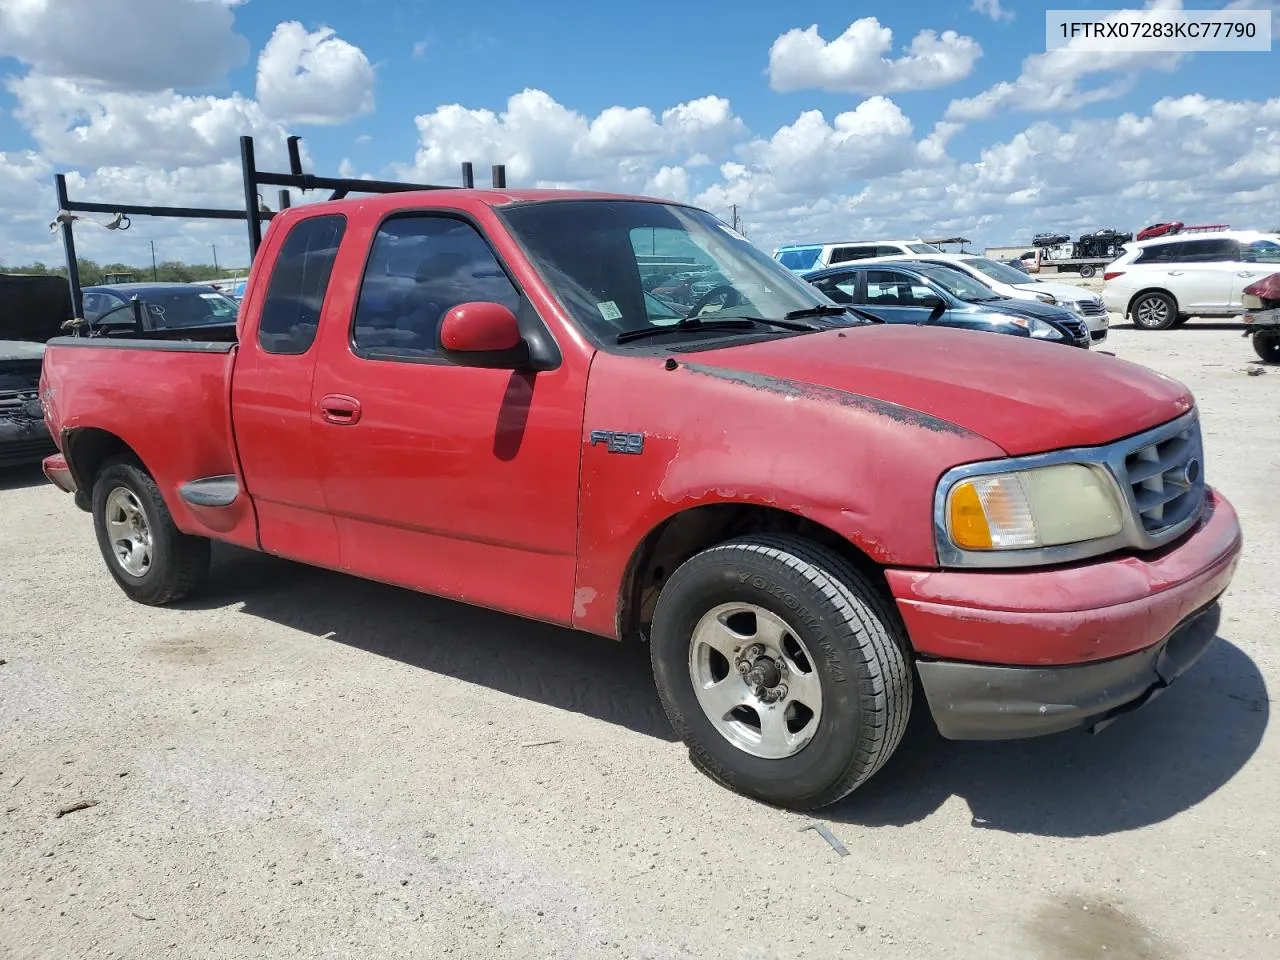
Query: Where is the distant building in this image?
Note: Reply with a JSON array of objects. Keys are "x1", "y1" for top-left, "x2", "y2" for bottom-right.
[{"x1": 984, "y1": 245, "x2": 1036, "y2": 261}]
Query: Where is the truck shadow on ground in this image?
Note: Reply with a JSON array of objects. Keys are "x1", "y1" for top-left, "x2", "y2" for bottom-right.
[
  {"x1": 183, "y1": 544, "x2": 677, "y2": 742},
  {"x1": 830, "y1": 636, "x2": 1269, "y2": 837},
  {"x1": 186, "y1": 545, "x2": 1268, "y2": 837},
  {"x1": 0, "y1": 464, "x2": 48, "y2": 491}
]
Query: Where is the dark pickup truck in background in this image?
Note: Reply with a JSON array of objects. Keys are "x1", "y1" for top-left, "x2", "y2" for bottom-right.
[
  {"x1": 0, "y1": 274, "x2": 70, "y2": 466},
  {"x1": 36, "y1": 153, "x2": 1243, "y2": 810}
]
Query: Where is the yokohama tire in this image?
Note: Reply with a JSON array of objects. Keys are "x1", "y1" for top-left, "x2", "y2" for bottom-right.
[
  {"x1": 91, "y1": 455, "x2": 211, "y2": 605},
  {"x1": 650, "y1": 534, "x2": 912, "y2": 810}
]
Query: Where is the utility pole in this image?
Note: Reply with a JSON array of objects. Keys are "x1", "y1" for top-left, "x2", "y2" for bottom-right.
[
  {"x1": 211, "y1": 243, "x2": 219, "y2": 275},
  {"x1": 149, "y1": 240, "x2": 157, "y2": 281}
]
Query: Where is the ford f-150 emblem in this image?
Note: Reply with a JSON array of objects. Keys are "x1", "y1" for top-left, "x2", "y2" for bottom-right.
[{"x1": 589, "y1": 430, "x2": 644, "y2": 455}]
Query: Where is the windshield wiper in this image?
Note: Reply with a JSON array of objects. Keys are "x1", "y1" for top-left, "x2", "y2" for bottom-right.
[
  {"x1": 787, "y1": 303, "x2": 885, "y2": 325},
  {"x1": 784, "y1": 304, "x2": 849, "y2": 321},
  {"x1": 615, "y1": 317, "x2": 760, "y2": 344}
]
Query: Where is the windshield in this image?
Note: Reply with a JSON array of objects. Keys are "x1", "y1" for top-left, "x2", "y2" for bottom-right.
[
  {"x1": 961, "y1": 256, "x2": 1038, "y2": 286},
  {"x1": 912, "y1": 264, "x2": 1002, "y2": 302},
  {"x1": 499, "y1": 200, "x2": 843, "y2": 344}
]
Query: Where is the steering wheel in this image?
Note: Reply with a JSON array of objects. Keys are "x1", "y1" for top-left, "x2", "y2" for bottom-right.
[{"x1": 684, "y1": 284, "x2": 743, "y2": 319}]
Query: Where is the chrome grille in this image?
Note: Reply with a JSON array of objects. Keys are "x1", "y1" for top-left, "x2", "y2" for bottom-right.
[
  {"x1": 1078, "y1": 299, "x2": 1107, "y2": 316},
  {"x1": 1117, "y1": 414, "x2": 1206, "y2": 538}
]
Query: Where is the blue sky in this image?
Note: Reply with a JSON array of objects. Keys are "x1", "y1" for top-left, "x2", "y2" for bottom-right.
[{"x1": 0, "y1": 0, "x2": 1276, "y2": 267}]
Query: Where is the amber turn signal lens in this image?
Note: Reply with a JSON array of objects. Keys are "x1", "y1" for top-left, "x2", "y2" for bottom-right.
[{"x1": 948, "y1": 482, "x2": 993, "y2": 549}]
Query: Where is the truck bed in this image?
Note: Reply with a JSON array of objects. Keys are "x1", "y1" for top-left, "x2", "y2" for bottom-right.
[{"x1": 40, "y1": 336, "x2": 257, "y2": 548}]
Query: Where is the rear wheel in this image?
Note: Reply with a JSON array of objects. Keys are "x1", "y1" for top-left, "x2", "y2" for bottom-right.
[
  {"x1": 1254, "y1": 331, "x2": 1280, "y2": 364},
  {"x1": 1078, "y1": 264, "x2": 1097, "y2": 279},
  {"x1": 92, "y1": 456, "x2": 211, "y2": 605},
  {"x1": 649, "y1": 534, "x2": 912, "y2": 810},
  {"x1": 1132, "y1": 291, "x2": 1178, "y2": 330}
]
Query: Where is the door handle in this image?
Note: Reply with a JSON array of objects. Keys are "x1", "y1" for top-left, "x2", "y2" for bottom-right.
[
  {"x1": 1238, "y1": 271, "x2": 1257, "y2": 278},
  {"x1": 319, "y1": 394, "x2": 362, "y2": 425},
  {"x1": 1167, "y1": 271, "x2": 1183, "y2": 276}
]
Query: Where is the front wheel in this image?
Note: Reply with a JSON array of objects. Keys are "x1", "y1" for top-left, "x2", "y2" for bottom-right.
[
  {"x1": 1078, "y1": 264, "x2": 1096, "y2": 279},
  {"x1": 650, "y1": 535, "x2": 912, "y2": 810},
  {"x1": 1255, "y1": 331, "x2": 1280, "y2": 364},
  {"x1": 92, "y1": 456, "x2": 211, "y2": 605},
  {"x1": 1132, "y1": 291, "x2": 1178, "y2": 330}
]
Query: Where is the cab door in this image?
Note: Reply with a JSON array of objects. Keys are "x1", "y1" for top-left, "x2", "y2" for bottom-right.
[
  {"x1": 230, "y1": 213, "x2": 348, "y2": 568},
  {"x1": 307, "y1": 211, "x2": 584, "y2": 625}
]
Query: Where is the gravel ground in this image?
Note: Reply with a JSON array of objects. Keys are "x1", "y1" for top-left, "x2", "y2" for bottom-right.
[{"x1": 1, "y1": 312, "x2": 1276, "y2": 960}]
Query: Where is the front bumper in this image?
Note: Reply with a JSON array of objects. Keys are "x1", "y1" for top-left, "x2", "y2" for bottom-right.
[
  {"x1": 886, "y1": 488, "x2": 1242, "y2": 740},
  {"x1": 916, "y1": 600, "x2": 1219, "y2": 739},
  {"x1": 1242, "y1": 306, "x2": 1280, "y2": 328},
  {"x1": 1080, "y1": 311, "x2": 1109, "y2": 342}
]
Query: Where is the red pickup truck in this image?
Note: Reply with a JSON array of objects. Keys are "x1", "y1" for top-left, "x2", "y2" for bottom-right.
[{"x1": 40, "y1": 189, "x2": 1243, "y2": 809}]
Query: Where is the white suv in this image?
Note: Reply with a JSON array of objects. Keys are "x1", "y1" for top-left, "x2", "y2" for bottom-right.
[
  {"x1": 1102, "y1": 231, "x2": 1280, "y2": 330},
  {"x1": 855, "y1": 251, "x2": 1110, "y2": 343},
  {"x1": 772, "y1": 239, "x2": 942, "y2": 274}
]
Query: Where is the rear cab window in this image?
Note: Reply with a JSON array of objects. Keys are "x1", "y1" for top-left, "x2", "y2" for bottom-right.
[{"x1": 257, "y1": 214, "x2": 348, "y2": 355}]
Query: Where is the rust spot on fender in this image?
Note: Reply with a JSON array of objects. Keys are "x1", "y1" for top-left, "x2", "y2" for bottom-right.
[{"x1": 681, "y1": 363, "x2": 976, "y2": 438}]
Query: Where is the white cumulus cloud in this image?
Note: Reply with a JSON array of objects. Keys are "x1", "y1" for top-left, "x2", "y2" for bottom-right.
[
  {"x1": 768, "y1": 17, "x2": 982, "y2": 95},
  {"x1": 398, "y1": 89, "x2": 744, "y2": 192},
  {"x1": 971, "y1": 0, "x2": 1015, "y2": 22},
  {"x1": 0, "y1": 0, "x2": 249, "y2": 92},
  {"x1": 947, "y1": 0, "x2": 1190, "y2": 120},
  {"x1": 256, "y1": 21, "x2": 376, "y2": 125}
]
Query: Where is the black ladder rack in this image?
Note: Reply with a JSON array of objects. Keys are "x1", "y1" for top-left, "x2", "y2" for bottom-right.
[{"x1": 53, "y1": 133, "x2": 506, "y2": 317}]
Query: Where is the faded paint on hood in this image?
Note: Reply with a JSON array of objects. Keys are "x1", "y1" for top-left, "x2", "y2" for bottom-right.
[{"x1": 682, "y1": 324, "x2": 1192, "y2": 457}]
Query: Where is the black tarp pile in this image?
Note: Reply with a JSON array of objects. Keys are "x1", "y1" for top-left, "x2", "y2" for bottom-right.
[{"x1": 0, "y1": 274, "x2": 73, "y2": 342}]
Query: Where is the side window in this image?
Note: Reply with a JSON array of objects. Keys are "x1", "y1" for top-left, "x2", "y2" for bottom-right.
[
  {"x1": 82, "y1": 292, "x2": 106, "y2": 320},
  {"x1": 875, "y1": 245, "x2": 905, "y2": 258},
  {"x1": 1136, "y1": 243, "x2": 1178, "y2": 264},
  {"x1": 1178, "y1": 239, "x2": 1238, "y2": 262},
  {"x1": 1242, "y1": 240, "x2": 1280, "y2": 264},
  {"x1": 352, "y1": 216, "x2": 520, "y2": 359},
  {"x1": 258, "y1": 214, "x2": 347, "y2": 355},
  {"x1": 829, "y1": 246, "x2": 876, "y2": 264},
  {"x1": 864, "y1": 269, "x2": 922, "y2": 306},
  {"x1": 811, "y1": 273, "x2": 858, "y2": 305}
]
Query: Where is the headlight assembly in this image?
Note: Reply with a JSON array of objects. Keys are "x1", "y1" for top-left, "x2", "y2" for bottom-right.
[
  {"x1": 936, "y1": 462, "x2": 1127, "y2": 567},
  {"x1": 933, "y1": 410, "x2": 1207, "y2": 569},
  {"x1": 1034, "y1": 292, "x2": 1056, "y2": 304},
  {"x1": 1007, "y1": 316, "x2": 1065, "y2": 340}
]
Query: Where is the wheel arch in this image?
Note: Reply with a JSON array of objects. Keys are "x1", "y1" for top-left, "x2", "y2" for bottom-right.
[
  {"x1": 615, "y1": 503, "x2": 891, "y2": 645},
  {"x1": 1126, "y1": 286, "x2": 1179, "y2": 320},
  {"x1": 62, "y1": 427, "x2": 144, "y2": 511}
]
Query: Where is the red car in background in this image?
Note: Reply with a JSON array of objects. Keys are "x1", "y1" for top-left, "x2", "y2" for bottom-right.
[{"x1": 1137, "y1": 221, "x2": 1183, "y2": 241}]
